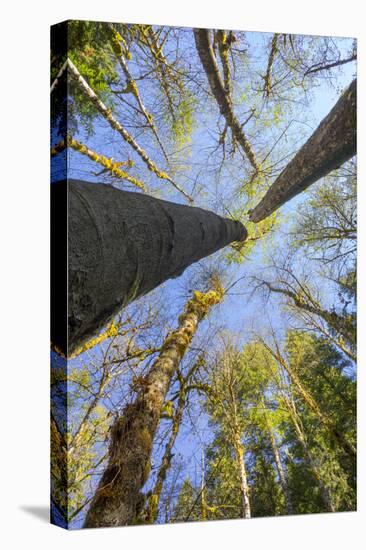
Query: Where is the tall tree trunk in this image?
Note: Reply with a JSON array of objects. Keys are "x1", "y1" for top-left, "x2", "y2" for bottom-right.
[
  {"x1": 51, "y1": 179, "x2": 246, "y2": 356},
  {"x1": 200, "y1": 449, "x2": 208, "y2": 521},
  {"x1": 83, "y1": 284, "x2": 224, "y2": 528},
  {"x1": 233, "y1": 427, "x2": 251, "y2": 519},
  {"x1": 193, "y1": 28, "x2": 259, "y2": 172},
  {"x1": 249, "y1": 78, "x2": 356, "y2": 222}
]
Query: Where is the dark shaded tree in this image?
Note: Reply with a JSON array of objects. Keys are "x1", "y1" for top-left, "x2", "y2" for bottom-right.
[
  {"x1": 249, "y1": 79, "x2": 356, "y2": 222},
  {"x1": 51, "y1": 179, "x2": 246, "y2": 356}
]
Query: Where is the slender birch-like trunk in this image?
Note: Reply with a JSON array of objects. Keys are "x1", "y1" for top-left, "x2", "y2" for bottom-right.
[
  {"x1": 200, "y1": 449, "x2": 208, "y2": 521},
  {"x1": 83, "y1": 285, "x2": 224, "y2": 528},
  {"x1": 249, "y1": 79, "x2": 356, "y2": 222},
  {"x1": 233, "y1": 426, "x2": 251, "y2": 518},
  {"x1": 268, "y1": 426, "x2": 294, "y2": 514},
  {"x1": 261, "y1": 280, "x2": 356, "y2": 351}
]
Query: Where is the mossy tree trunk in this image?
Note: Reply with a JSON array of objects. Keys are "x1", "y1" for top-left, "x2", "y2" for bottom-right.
[
  {"x1": 249, "y1": 79, "x2": 356, "y2": 222},
  {"x1": 51, "y1": 179, "x2": 246, "y2": 357},
  {"x1": 144, "y1": 394, "x2": 185, "y2": 524},
  {"x1": 83, "y1": 285, "x2": 224, "y2": 528}
]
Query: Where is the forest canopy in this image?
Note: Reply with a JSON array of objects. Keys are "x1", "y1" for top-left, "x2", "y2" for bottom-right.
[{"x1": 50, "y1": 21, "x2": 356, "y2": 528}]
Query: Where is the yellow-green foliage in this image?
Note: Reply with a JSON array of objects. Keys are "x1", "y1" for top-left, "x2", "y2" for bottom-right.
[
  {"x1": 109, "y1": 28, "x2": 131, "y2": 60},
  {"x1": 188, "y1": 278, "x2": 225, "y2": 318},
  {"x1": 51, "y1": 21, "x2": 123, "y2": 133},
  {"x1": 51, "y1": 390, "x2": 110, "y2": 522},
  {"x1": 171, "y1": 93, "x2": 196, "y2": 147}
]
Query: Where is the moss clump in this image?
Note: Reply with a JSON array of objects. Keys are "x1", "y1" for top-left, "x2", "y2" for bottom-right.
[
  {"x1": 161, "y1": 400, "x2": 175, "y2": 419},
  {"x1": 69, "y1": 320, "x2": 120, "y2": 358},
  {"x1": 137, "y1": 427, "x2": 152, "y2": 453},
  {"x1": 54, "y1": 135, "x2": 147, "y2": 191}
]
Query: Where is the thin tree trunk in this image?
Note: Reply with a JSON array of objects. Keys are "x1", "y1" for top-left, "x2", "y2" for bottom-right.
[
  {"x1": 194, "y1": 28, "x2": 260, "y2": 172},
  {"x1": 263, "y1": 341, "x2": 356, "y2": 459},
  {"x1": 227, "y1": 377, "x2": 251, "y2": 518},
  {"x1": 66, "y1": 58, "x2": 192, "y2": 202},
  {"x1": 83, "y1": 284, "x2": 224, "y2": 528},
  {"x1": 145, "y1": 388, "x2": 186, "y2": 523},
  {"x1": 52, "y1": 179, "x2": 246, "y2": 356},
  {"x1": 233, "y1": 427, "x2": 251, "y2": 518},
  {"x1": 304, "y1": 314, "x2": 356, "y2": 363},
  {"x1": 263, "y1": 34, "x2": 280, "y2": 98},
  {"x1": 108, "y1": 24, "x2": 170, "y2": 164},
  {"x1": 249, "y1": 78, "x2": 356, "y2": 222},
  {"x1": 262, "y1": 401, "x2": 293, "y2": 514},
  {"x1": 286, "y1": 397, "x2": 335, "y2": 512},
  {"x1": 200, "y1": 449, "x2": 207, "y2": 521},
  {"x1": 304, "y1": 54, "x2": 357, "y2": 76},
  {"x1": 144, "y1": 359, "x2": 202, "y2": 523},
  {"x1": 261, "y1": 280, "x2": 356, "y2": 351}
]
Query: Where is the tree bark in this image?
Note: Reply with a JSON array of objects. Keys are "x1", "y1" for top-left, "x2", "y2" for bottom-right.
[
  {"x1": 263, "y1": 34, "x2": 280, "y2": 98},
  {"x1": 249, "y1": 78, "x2": 356, "y2": 222},
  {"x1": 51, "y1": 179, "x2": 246, "y2": 357},
  {"x1": 83, "y1": 285, "x2": 224, "y2": 528},
  {"x1": 193, "y1": 29, "x2": 259, "y2": 172}
]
